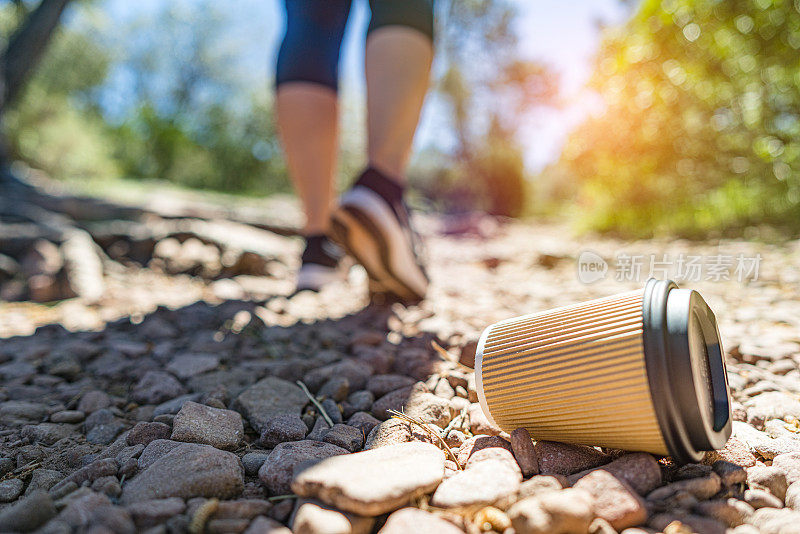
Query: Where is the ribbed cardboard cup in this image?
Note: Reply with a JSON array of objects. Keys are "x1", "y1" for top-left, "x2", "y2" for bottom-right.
[{"x1": 475, "y1": 279, "x2": 732, "y2": 462}]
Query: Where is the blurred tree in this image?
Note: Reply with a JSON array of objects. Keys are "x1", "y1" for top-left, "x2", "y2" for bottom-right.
[
  {"x1": 0, "y1": 0, "x2": 72, "y2": 171},
  {"x1": 97, "y1": 1, "x2": 288, "y2": 194},
  {"x1": 555, "y1": 0, "x2": 800, "y2": 237},
  {"x1": 426, "y1": 0, "x2": 559, "y2": 217}
]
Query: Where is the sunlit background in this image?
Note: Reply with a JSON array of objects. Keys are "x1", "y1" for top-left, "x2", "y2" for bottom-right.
[{"x1": 2, "y1": 0, "x2": 799, "y2": 238}]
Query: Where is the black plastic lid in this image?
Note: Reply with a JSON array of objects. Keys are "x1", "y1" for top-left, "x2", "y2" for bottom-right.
[{"x1": 642, "y1": 278, "x2": 732, "y2": 463}]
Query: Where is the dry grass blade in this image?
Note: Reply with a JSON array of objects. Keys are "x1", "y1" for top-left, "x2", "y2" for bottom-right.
[
  {"x1": 296, "y1": 380, "x2": 334, "y2": 428},
  {"x1": 431, "y1": 340, "x2": 457, "y2": 363},
  {"x1": 388, "y1": 409, "x2": 462, "y2": 469},
  {"x1": 268, "y1": 494, "x2": 297, "y2": 502}
]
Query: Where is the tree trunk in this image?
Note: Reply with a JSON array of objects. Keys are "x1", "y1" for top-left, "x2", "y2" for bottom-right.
[{"x1": 1, "y1": 0, "x2": 72, "y2": 112}]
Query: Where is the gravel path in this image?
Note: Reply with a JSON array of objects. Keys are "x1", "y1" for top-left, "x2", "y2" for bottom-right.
[{"x1": 1, "y1": 214, "x2": 800, "y2": 533}]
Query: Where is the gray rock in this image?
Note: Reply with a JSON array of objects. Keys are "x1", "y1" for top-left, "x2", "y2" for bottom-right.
[
  {"x1": 21, "y1": 422, "x2": 75, "y2": 445},
  {"x1": 0, "y1": 490, "x2": 56, "y2": 532},
  {"x1": 56, "y1": 490, "x2": 135, "y2": 533},
  {"x1": 0, "y1": 457, "x2": 14, "y2": 477},
  {"x1": 259, "y1": 414, "x2": 308, "y2": 448},
  {"x1": 138, "y1": 439, "x2": 184, "y2": 471},
  {"x1": 303, "y1": 360, "x2": 371, "y2": 392},
  {"x1": 166, "y1": 353, "x2": 220, "y2": 379},
  {"x1": 366, "y1": 375, "x2": 417, "y2": 398},
  {"x1": 323, "y1": 424, "x2": 364, "y2": 452},
  {"x1": 234, "y1": 377, "x2": 308, "y2": 433},
  {"x1": 50, "y1": 410, "x2": 85, "y2": 423},
  {"x1": 170, "y1": 401, "x2": 244, "y2": 450},
  {"x1": 318, "y1": 376, "x2": 350, "y2": 402},
  {"x1": 0, "y1": 478, "x2": 24, "y2": 502},
  {"x1": 84, "y1": 408, "x2": 127, "y2": 445},
  {"x1": 245, "y1": 516, "x2": 292, "y2": 534},
  {"x1": 132, "y1": 371, "x2": 186, "y2": 404},
  {"x1": 25, "y1": 468, "x2": 63, "y2": 495},
  {"x1": 127, "y1": 422, "x2": 172, "y2": 446},
  {"x1": 347, "y1": 412, "x2": 380, "y2": 437},
  {"x1": 0, "y1": 401, "x2": 48, "y2": 425},
  {"x1": 125, "y1": 497, "x2": 186, "y2": 528},
  {"x1": 242, "y1": 451, "x2": 271, "y2": 476},
  {"x1": 431, "y1": 459, "x2": 521, "y2": 508},
  {"x1": 345, "y1": 391, "x2": 374, "y2": 416},
  {"x1": 259, "y1": 440, "x2": 349, "y2": 495},
  {"x1": 291, "y1": 442, "x2": 445, "y2": 516},
  {"x1": 153, "y1": 393, "x2": 202, "y2": 417},
  {"x1": 77, "y1": 391, "x2": 112, "y2": 413},
  {"x1": 121, "y1": 443, "x2": 243, "y2": 503},
  {"x1": 321, "y1": 398, "x2": 343, "y2": 424}
]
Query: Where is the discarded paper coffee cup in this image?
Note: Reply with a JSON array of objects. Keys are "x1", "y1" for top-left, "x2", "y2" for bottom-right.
[{"x1": 475, "y1": 278, "x2": 731, "y2": 462}]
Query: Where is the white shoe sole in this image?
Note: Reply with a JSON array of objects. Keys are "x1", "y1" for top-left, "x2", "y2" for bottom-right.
[
  {"x1": 296, "y1": 264, "x2": 346, "y2": 292},
  {"x1": 330, "y1": 187, "x2": 428, "y2": 303}
]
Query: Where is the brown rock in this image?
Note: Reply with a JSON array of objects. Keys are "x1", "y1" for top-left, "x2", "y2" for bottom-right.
[
  {"x1": 646, "y1": 473, "x2": 721, "y2": 501},
  {"x1": 456, "y1": 435, "x2": 513, "y2": 466},
  {"x1": 573, "y1": 470, "x2": 647, "y2": 530},
  {"x1": 469, "y1": 403, "x2": 502, "y2": 435},
  {"x1": 511, "y1": 428, "x2": 539, "y2": 478},
  {"x1": 535, "y1": 441, "x2": 610, "y2": 476},
  {"x1": 704, "y1": 437, "x2": 756, "y2": 467},
  {"x1": 379, "y1": 507, "x2": 463, "y2": 534},
  {"x1": 364, "y1": 419, "x2": 411, "y2": 449},
  {"x1": 694, "y1": 498, "x2": 753, "y2": 528},
  {"x1": 431, "y1": 459, "x2": 521, "y2": 508},
  {"x1": 508, "y1": 488, "x2": 594, "y2": 534},
  {"x1": 291, "y1": 442, "x2": 445, "y2": 516},
  {"x1": 292, "y1": 500, "x2": 373, "y2": 534},
  {"x1": 567, "y1": 453, "x2": 662, "y2": 495},
  {"x1": 773, "y1": 451, "x2": 800, "y2": 485}
]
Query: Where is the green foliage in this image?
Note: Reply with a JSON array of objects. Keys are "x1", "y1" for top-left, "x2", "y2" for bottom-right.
[
  {"x1": 2, "y1": 9, "x2": 120, "y2": 180},
  {"x1": 1, "y1": 1, "x2": 289, "y2": 196},
  {"x1": 553, "y1": 0, "x2": 800, "y2": 237}
]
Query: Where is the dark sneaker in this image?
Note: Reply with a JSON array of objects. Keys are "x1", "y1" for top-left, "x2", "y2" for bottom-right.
[
  {"x1": 296, "y1": 234, "x2": 346, "y2": 292},
  {"x1": 330, "y1": 168, "x2": 429, "y2": 304}
]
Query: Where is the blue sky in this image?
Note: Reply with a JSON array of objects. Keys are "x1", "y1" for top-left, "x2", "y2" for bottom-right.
[{"x1": 78, "y1": 0, "x2": 633, "y2": 172}]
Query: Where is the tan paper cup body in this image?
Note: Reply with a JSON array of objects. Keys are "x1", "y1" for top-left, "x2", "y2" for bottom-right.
[{"x1": 475, "y1": 279, "x2": 732, "y2": 462}]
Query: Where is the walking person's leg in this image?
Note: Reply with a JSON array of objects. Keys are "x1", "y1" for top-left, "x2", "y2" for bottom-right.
[
  {"x1": 330, "y1": 0, "x2": 434, "y2": 303},
  {"x1": 275, "y1": 0, "x2": 352, "y2": 292}
]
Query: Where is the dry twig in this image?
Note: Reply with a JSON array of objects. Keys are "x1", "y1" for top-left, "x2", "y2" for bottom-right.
[
  {"x1": 296, "y1": 380, "x2": 334, "y2": 428},
  {"x1": 387, "y1": 409, "x2": 461, "y2": 469}
]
